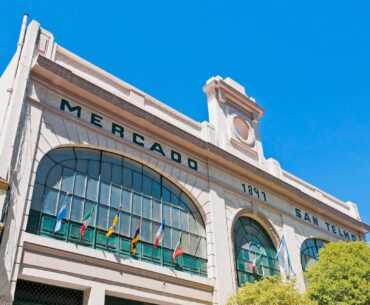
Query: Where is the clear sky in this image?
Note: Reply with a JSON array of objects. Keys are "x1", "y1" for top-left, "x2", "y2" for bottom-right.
[{"x1": 1, "y1": 1, "x2": 369, "y2": 239}]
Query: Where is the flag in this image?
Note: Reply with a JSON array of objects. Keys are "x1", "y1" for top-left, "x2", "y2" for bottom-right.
[
  {"x1": 54, "y1": 194, "x2": 70, "y2": 232},
  {"x1": 251, "y1": 252, "x2": 263, "y2": 274},
  {"x1": 80, "y1": 205, "x2": 96, "y2": 239},
  {"x1": 275, "y1": 235, "x2": 295, "y2": 279},
  {"x1": 173, "y1": 233, "x2": 184, "y2": 262},
  {"x1": 106, "y1": 210, "x2": 120, "y2": 239},
  {"x1": 131, "y1": 218, "x2": 142, "y2": 255},
  {"x1": 154, "y1": 219, "x2": 165, "y2": 247}
]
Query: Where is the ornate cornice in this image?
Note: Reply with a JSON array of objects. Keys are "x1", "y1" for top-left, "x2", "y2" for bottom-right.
[{"x1": 31, "y1": 55, "x2": 370, "y2": 233}]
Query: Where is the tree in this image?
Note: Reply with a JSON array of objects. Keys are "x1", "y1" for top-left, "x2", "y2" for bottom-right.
[
  {"x1": 305, "y1": 241, "x2": 370, "y2": 305},
  {"x1": 227, "y1": 276, "x2": 315, "y2": 305}
]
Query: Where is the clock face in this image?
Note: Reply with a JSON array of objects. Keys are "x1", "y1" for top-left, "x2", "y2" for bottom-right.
[
  {"x1": 232, "y1": 115, "x2": 256, "y2": 147},
  {"x1": 233, "y1": 116, "x2": 250, "y2": 141}
]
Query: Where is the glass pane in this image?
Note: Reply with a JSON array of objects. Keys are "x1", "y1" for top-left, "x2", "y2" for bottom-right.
[
  {"x1": 30, "y1": 183, "x2": 44, "y2": 211},
  {"x1": 152, "y1": 181, "x2": 161, "y2": 200},
  {"x1": 86, "y1": 177, "x2": 98, "y2": 201},
  {"x1": 97, "y1": 205, "x2": 108, "y2": 229},
  {"x1": 143, "y1": 176, "x2": 151, "y2": 195},
  {"x1": 171, "y1": 194, "x2": 179, "y2": 206},
  {"x1": 76, "y1": 159, "x2": 88, "y2": 174},
  {"x1": 143, "y1": 166, "x2": 160, "y2": 182},
  {"x1": 111, "y1": 165, "x2": 122, "y2": 185},
  {"x1": 88, "y1": 160, "x2": 100, "y2": 177},
  {"x1": 163, "y1": 204, "x2": 171, "y2": 227},
  {"x1": 70, "y1": 197, "x2": 83, "y2": 221},
  {"x1": 35, "y1": 156, "x2": 55, "y2": 184},
  {"x1": 124, "y1": 158, "x2": 142, "y2": 173},
  {"x1": 119, "y1": 212, "x2": 130, "y2": 236},
  {"x1": 99, "y1": 181, "x2": 110, "y2": 205},
  {"x1": 190, "y1": 234, "x2": 199, "y2": 256},
  {"x1": 43, "y1": 187, "x2": 58, "y2": 215},
  {"x1": 75, "y1": 148, "x2": 100, "y2": 160},
  {"x1": 61, "y1": 167, "x2": 75, "y2": 193},
  {"x1": 152, "y1": 199, "x2": 161, "y2": 222},
  {"x1": 48, "y1": 149, "x2": 74, "y2": 164},
  {"x1": 162, "y1": 187, "x2": 170, "y2": 203},
  {"x1": 180, "y1": 210, "x2": 189, "y2": 231},
  {"x1": 122, "y1": 168, "x2": 132, "y2": 189},
  {"x1": 121, "y1": 189, "x2": 131, "y2": 213},
  {"x1": 141, "y1": 219, "x2": 151, "y2": 242},
  {"x1": 101, "y1": 162, "x2": 111, "y2": 182},
  {"x1": 189, "y1": 214, "x2": 197, "y2": 234},
  {"x1": 46, "y1": 165, "x2": 62, "y2": 188},
  {"x1": 60, "y1": 159, "x2": 76, "y2": 170},
  {"x1": 74, "y1": 172, "x2": 86, "y2": 197},
  {"x1": 132, "y1": 193, "x2": 142, "y2": 216},
  {"x1": 142, "y1": 196, "x2": 151, "y2": 219},
  {"x1": 163, "y1": 227, "x2": 171, "y2": 249},
  {"x1": 172, "y1": 207, "x2": 180, "y2": 229},
  {"x1": 133, "y1": 172, "x2": 142, "y2": 193},
  {"x1": 102, "y1": 151, "x2": 122, "y2": 165},
  {"x1": 199, "y1": 237, "x2": 207, "y2": 259},
  {"x1": 111, "y1": 185, "x2": 121, "y2": 208},
  {"x1": 181, "y1": 232, "x2": 189, "y2": 254}
]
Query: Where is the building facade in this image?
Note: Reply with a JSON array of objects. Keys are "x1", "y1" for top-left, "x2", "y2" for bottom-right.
[{"x1": 0, "y1": 17, "x2": 369, "y2": 305}]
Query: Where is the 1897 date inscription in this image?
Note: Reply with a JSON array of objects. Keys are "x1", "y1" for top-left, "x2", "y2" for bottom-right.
[{"x1": 242, "y1": 184, "x2": 267, "y2": 202}]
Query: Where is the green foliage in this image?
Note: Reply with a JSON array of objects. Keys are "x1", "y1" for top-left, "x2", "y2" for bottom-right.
[
  {"x1": 227, "y1": 276, "x2": 315, "y2": 305},
  {"x1": 305, "y1": 241, "x2": 370, "y2": 305}
]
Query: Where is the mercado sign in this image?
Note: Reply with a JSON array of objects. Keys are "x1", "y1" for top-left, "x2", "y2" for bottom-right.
[
  {"x1": 59, "y1": 98, "x2": 198, "y2": 171},
  {"x1": 295, "y1": 208, "x2": 358, "y2": 241}
]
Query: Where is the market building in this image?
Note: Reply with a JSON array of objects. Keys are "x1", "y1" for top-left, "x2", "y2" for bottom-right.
[{"x1": 0, "y1": 16, "x2": 369, "y2": 305}]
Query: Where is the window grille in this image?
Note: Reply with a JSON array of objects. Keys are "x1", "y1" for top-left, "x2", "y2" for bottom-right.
[
  {"x1": 300, "y1": 238, "x2": 326, "y2": 271},
  {"x1": 14, "y1": 280, "x2": 83, "y2": 305},
  {"x1": 234, "y1": 217, "x2": 279, "y2": 286},
  {"x1": 105, "y1": 295, "x2": 157, "y2": 305}
]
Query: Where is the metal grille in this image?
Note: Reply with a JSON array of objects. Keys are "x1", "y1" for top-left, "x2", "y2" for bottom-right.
[
  {"x1": 14, "y1": 280, "x2": 83, "y2": 305},
  {"x1": 105, "y1": 295, "x2": 157, "y2": 305}
]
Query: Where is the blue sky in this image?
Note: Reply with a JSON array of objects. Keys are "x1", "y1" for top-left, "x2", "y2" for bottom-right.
[{"x1": 1, "y1": 1, "x2": 369, "y2": 238}]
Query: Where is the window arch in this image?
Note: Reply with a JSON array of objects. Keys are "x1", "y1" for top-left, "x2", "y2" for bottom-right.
[
  {"x1": 234, "y1": 216, "x2": 279, "y2": 286},
  {"x1": 27, "y1": 147, "x2": 207, "y2": 276},
  {"x1": 300, "y1": 238, "x2": 326, "y2": 272}
]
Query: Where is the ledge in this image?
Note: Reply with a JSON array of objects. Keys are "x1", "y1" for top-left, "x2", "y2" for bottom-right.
[{"x1": 31, "y1": 55, "x2": 370, "y2": 234}]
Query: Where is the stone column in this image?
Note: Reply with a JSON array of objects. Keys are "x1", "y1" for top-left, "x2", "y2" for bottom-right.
[
  {"x1": 83, "y1": 285, "x2": 105, "y2": 305},
  {"x1": 208, "y1": 187, "x2": 234, "y2": 305}
]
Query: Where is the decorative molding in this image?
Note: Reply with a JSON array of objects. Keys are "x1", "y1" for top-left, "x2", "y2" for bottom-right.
[{"x1": 31, "y1": 55, "x2": 370, "y2": 234}]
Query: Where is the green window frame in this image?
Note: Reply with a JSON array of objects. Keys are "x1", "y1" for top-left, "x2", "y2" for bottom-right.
[
  {"x1": 234, "y1": 217, "x2": 279, "y2": 286},
  {"x1": 300, "y1": 238, "x2": 326, "y2": 271},
  {"x1": 27, "y1": 147, "x2": 207, "y2": 277}
]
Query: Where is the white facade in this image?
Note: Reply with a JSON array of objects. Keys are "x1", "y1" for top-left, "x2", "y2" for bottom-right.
[{"x1": 0, "y1": 18, "x2": 369, "y2": 305}]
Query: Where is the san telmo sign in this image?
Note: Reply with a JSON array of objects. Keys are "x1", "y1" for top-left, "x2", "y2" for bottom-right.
[
  {"x1": 295, "y1": 208, "x2": 358, "y2": 241},
  {"x1": 59, "y1": 98, "x2": 198, "y2": 171}
]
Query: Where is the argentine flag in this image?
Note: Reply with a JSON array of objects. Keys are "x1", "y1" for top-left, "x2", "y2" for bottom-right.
[
  {"x1": 275, "y1": 235, "x2": 295, "y2": 279},
  {"x1": 54, "y1": 194, "x2": 70, "y2": 233}
]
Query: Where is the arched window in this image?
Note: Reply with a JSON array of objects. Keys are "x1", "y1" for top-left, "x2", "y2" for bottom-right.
[
  {"x1": 300, "y1": 238, "x2": 326, "y2": 272},
  {"x1": 27, "y1": 147, "x2": 207, "y2": 276},
  {"x1": 234, "y1": 217, "x2": 279, "y2": 286}
]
